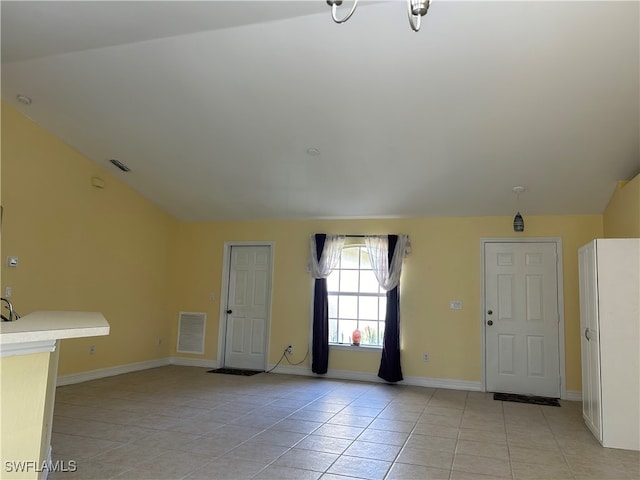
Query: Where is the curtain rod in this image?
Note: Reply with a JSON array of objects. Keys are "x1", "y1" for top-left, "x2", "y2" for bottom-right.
[
  {"x1": 344, "y1": 234, "x2": 407, "y2": 238},
  {"x1": 317, "y1": 234, "x2": 407, "y2": 238}
]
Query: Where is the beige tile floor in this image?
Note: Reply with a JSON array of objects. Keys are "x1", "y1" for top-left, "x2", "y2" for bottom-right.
[{"x1": 48, "y1": 366, "x2": 639, "y2": 480}]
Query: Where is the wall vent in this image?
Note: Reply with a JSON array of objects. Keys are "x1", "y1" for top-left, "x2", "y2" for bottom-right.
[{"x1": 176, "y1": 312, "x2": 206, "y2": 355}]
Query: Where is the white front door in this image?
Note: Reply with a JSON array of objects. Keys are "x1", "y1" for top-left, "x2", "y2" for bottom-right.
[
  {"x1": 224, "y1": 245, "x2": 272, "y2": 370},
  {"x1": 484, "y1": 242, "x2": 560, "y2": 397}
]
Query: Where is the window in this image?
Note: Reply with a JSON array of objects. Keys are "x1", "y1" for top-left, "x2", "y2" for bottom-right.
[{"x1": 327, "y1": 245, "x2": 386, "y2": 347}]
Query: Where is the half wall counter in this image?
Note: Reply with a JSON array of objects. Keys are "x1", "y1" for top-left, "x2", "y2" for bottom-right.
[{"x1": 0, "y1": 311, "x2": 109, "y2": 479}]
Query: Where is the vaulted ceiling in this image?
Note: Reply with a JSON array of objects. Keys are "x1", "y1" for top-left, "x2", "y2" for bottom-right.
[{"x1": 2, "y1": 1, "x2": 638, "y2": 221}]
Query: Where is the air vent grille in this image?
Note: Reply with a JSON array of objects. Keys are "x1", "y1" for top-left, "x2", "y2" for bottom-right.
[
  {"x1": 109, "y1": 159, "x2": 131, "y2": 172},
  {"x1": 176, "y1": 312, "x2": 206, "y2": 355}
]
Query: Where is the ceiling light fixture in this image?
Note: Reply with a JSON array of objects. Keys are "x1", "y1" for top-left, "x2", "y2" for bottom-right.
[
  {"x1": 512, "y1": 186, "x2": 525, "y2": 233},
  {"x1": 327, "y1": 0, "x2": 431, "y2": 32}
]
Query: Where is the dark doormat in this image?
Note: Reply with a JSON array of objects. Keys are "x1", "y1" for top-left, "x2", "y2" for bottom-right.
[
  {"x1": 494, "y1": 392, "x2": 561, "y2": 407},
  {"x1": 208, "y1": 368, "x2": 263, "y2": 376}
]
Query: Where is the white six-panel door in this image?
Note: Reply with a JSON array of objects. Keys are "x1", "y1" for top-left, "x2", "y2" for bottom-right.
[
  {"x1": 485, "y1": 242, "x2": 561, "y2": 397},
  {"x1": 224, "y1": 245, "x2": 271, "y2": 370}
]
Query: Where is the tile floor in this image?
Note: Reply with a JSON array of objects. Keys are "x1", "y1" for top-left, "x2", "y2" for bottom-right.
[{"x1": 48, "y1": 366, "x2": 639, "y2": 480}]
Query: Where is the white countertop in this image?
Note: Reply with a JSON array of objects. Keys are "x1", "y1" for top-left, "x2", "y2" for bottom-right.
[{"x1": 0, "y1": 311, "x2": 110, "y2": 345}]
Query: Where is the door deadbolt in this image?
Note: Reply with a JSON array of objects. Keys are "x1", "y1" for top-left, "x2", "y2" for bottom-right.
[
  {"x1": 487, "y1": 310, "x2": 493, "y2": 315},
  {"x1": 226, "y1": 309, "x2": 233, "y2": 314},
  {"x1": 487, "y1": 320, "x2": 494, "y2": 326}
]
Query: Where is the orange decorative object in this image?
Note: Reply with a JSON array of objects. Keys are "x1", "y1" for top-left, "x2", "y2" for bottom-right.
[{"x1": 352, "y1": 329, "x2": 361, "y2": 346}]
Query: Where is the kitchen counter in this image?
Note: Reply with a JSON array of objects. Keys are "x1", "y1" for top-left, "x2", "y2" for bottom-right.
[
  {"x1": 0, "y1": 311, "x2": 109, "y2": 357},
  {"x1": 0, "y1": 311, "x2": 109, "y2": 479}
]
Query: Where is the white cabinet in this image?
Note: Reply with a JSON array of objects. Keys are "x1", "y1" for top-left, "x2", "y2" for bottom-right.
[{"x1": 578, "y1": 239, "x2": 640, "y2": 451}]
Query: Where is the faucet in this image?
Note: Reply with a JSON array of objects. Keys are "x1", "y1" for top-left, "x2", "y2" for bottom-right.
[{"x1": 1, "y1": 297, "x2": 19, "y2": 322}]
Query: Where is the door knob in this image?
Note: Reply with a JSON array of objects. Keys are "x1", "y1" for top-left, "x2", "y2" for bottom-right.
[
  {"x1": 487, "y1": 320, "x2": 494, "y2": 326},
  {"x1": 226, "y1": 309, "x2": 233, "y2": 314},
  {"x1": 487, "y1": 310, "x2": 493, "y2": 315}
]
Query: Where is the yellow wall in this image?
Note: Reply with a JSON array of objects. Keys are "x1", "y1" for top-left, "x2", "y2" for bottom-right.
[
  {"x1": 2, "y1": 102, "x2": 608, "y2": 393},
  {"x1": 1, "y1": 103, "x2": 179, "y2": 375},
  {"x1": 603, "y1": 173, "x2": 640, "y2": 238},
  {"x1": 174, "y1": 215, "x2": 603, "y2": 391}
]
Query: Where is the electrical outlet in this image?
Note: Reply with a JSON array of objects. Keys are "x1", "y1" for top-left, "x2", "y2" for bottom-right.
[
  {"x1": 423, "y1": 353, "x2": 429, "y2": 362},
  {"x1": 286, "y1": 345, "x2": 293, "y2": 354},
  {"x1": 89, "y1": 345, "x2": 95, "y2": 355}
]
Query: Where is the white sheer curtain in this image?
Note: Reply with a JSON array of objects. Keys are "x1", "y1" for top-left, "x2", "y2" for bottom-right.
[
  {"x1": 365, "y1": 235, "x2": 410, "y2": 291},
  {"x1": 308, "y1": 234, "x2": 345, "y2": 279}
]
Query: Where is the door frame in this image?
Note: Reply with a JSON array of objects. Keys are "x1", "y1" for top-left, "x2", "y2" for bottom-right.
[
  {"x1": 480, "y1": 237, "x2": 567, "y2": 399},
  {"x1": 217, "y1": 241, "x2": 275, "y2": 370}
]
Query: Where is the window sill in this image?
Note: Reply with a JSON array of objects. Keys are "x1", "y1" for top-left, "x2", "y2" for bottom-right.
[{"x1": 330, "y1": 343, "x2": 382, "y2": 352}]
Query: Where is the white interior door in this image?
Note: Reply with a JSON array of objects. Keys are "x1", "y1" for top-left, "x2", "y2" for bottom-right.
[
  {"x1": 224, "y1": 245, "x2": 272, "y2": 370},
  {"x1": 485, "y1": 242, "x2": 561, "y2": 397}
]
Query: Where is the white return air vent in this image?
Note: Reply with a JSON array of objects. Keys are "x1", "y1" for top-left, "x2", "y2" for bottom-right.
[{"x1": 176, "y1": 312, "x2": 206, "y2": 355}]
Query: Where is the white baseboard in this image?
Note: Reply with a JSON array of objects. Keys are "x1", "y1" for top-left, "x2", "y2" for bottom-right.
[
  {"x1": 267, "y1": 364, "x2": 482, "y2": 391},
  {"x1": 266, "y1": 364, "x2": 375, "y2": 381},
  {"x1": 267, "y1": 365, "x2": 308, "y2": 376},
  {"x1": 403, "y1": 375, "x2": 483, "y2": 391},
  {"x1": 325, "y1": 368, "x2": 386, "y2": 384},
  {"x1": 170, "y1": 357, "x2": 218, "y2": 369},
  {"x1": 56, "y1": 357, "x2": 514, "y2": 396},
  {"x1": 565, "y1": 390, "x2": 582, "y2": 402},
  {"x1": 56, "y1": 358, "x2": 171, "y2": 386},
  {"x1": 56, "y1": 357, "x2": 222, "y2": 386}
]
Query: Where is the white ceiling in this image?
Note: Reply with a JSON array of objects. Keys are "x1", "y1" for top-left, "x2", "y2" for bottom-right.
[{"x1": 2, "y1": 1, "x2": 639, "y2": 221}]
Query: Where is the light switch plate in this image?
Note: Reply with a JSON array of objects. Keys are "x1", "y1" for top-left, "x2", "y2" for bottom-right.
[{"x1": 450, "y1": 300, "x2": 463, "y2": 310}]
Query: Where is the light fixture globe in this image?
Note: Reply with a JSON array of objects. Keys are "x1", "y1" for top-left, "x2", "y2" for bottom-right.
[
  {"x1": 513, "y1": 212, "x2": 525, "y2": 232},
  {"x1": 512, "y1": 186, "x2": 526, "y2": 233}
]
